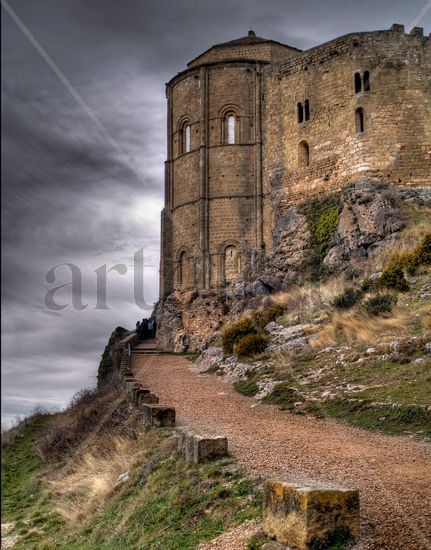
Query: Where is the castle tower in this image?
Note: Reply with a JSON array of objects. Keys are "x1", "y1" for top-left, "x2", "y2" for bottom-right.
[{"x1": 160, "y1": 31, "x2": 300, "y2": 295}]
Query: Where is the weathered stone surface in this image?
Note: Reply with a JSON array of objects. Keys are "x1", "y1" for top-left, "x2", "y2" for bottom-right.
[
  {"x1": 131, "y1": 387, "x2": 149, "y2": 403},
  {"x1": 262, "y1": 542, "x2": 289, "y2": 550},
  {"x1": 156, "y1": 289, "x2": 231, "y2": 352},
  {"x1": 265, "y1": 322, "x2": 317, "y2": 353},
  {"x1": 271, "y1": 207, "x2": 311, "y2": 272},
  {"x1": 137, "y1": 392, "x2": 159, "y2": 406},
  {"x1": 324, "y1": 188, "x2": 404, "y2": 268},
  {"x1": 178, "y1": 429, "x2": 228, "y2": 463},
  {"x1": 263, "y1": 480, "x2": 360, "y2": 550},
  {"x1": 157, "y1": 24, "x2": 430, "y2": 352},
  {"x1": 142, "y1": 405, "x2": 176, "y2": 428},
  {"x1": 125, "y1": 380, "x2": 138, "y2": 392}
]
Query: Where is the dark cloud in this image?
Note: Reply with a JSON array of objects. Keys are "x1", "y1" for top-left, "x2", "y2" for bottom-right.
[{"x1": 2, "y1": 0, "x2": 430, "y2": 426}]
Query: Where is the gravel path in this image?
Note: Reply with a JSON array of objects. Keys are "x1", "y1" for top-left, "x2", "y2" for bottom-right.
[{"x1": 133, "y1": 354, "x2": 431, "y2": 550}]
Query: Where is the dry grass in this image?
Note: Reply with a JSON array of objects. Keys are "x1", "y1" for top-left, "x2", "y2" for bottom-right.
[
  {"x1": 310, "y1": 308, "x2": 411, "y2": 348},
  {"x1": 37, "y1": 384, "x2": 125, "y2": 464},
  {"x1": 48, "y1": 434, "x2": 140, "y2": 524},
  {"x1": 272, "y1": 277, "x2": 346, "y2": 321},
  {"x1": 420, "y1": 307, "x2": 431, "y2": 329},
  {"x1": 367, "y1": 205, "x2": 431, "y2": 272}
]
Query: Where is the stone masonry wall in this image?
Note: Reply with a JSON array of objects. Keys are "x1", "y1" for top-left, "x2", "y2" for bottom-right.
[
  {"x1": 160, "y1": 25, "x2": 431, "y2": 295},
  {"x1": 262, "y1": 27, "x2": 431, "y2": 251}
]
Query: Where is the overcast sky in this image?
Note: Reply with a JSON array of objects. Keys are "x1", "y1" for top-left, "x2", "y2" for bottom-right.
[{"x1": 2, "y1": 0, "x2": 430, "y2": 427}]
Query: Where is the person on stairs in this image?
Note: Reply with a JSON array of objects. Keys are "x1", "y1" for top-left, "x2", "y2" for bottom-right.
[{"x1": 147, "y1": 318, "x2": 154, "y2": 338}]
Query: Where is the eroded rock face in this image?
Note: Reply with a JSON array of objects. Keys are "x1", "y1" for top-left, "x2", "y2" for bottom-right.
[
  {"x1": 195, "y1": 349, "x2": 253, "y2": 382},
  {"x1": 265, "y1": 322, "x2": 317, "y2": 353},
  {"x1": 156, "y1": 289, "x2": 241, "y2": 352},
  {"x1": 272, "y1": 207, "x2": 311, "y2": 274},
  {"x1": 155, "y1": 184, "x2": 429, "y2": 351},
  {"x1": 324, "y1": 185, "x2": 404, "y2": 268},
  {"x1": 155, "y1": 293, "x2": 183, "y2": 351}
]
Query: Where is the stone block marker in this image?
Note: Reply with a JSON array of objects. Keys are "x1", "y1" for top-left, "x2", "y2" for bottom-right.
[
  {"x1": 137, "y1": 392, "x2": 159, "y2": 406},
  {"x1": 178, "y1": 428, "x2": 228, "y2": 463},
  {"x1": 142, "y1": 405, "x2": 175, "y2": 428},
  {"x1": 263, "y1": 480, "x2": 359, "y2": 550},
  {"x1": 132, "y1": 387, "x2": 149, "y2": 403}
]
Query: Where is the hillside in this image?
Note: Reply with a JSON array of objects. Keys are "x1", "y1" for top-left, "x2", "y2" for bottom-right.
[
  {"x1": 2, "y1": 183, "x2": 430, "y2": 549},
  {"x1": 1, "y1": 388, "x2": 261, "y2": 549}
]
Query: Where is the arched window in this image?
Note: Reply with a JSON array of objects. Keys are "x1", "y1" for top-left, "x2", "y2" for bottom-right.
[
  {"x1": 298, "y1": 140, "x2": 310, "y2": 167},
  {"x1": 178, "y1": 121, "x2": 191, "y2": 155},
  {"x1": 178, "y1": 251, "x2": 186, "y2": 285},
  {"x1": 304, "y1": 99, "x2": 310, "y2": 121},
  {"x1": 354, "y1": 72, "x2": 362, "y2": 94},
  {"x1": 355, "y1": 107, "x2": 365, "y2": 133},
  {"x1": 227, "y1": 114, "x2": 235, "y2": 144},
  {"x1": 297, "y1": 102, "x2": 304, "y2": 123},
  {"x1": 184, "y1": 124, "x2": 191, "y2": 153},
  {"x1": 223, "y1": 245, "x2": 240, "y2": 282},
  {"x1": 363, "y1": 71, "x2": 370, "y2": 92}
]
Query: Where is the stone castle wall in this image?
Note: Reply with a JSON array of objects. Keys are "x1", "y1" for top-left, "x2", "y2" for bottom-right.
[{"x1": 160, "y1": 25, "x2": 431, "y2": 295}]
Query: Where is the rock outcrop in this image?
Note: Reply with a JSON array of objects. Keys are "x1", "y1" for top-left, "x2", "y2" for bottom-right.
[
  {"x1": 156, "y1": 183, "x2": 430, "y2": 352},
  {"x1": 324, "y1": 183, "x2": 405, "y2": 268}
]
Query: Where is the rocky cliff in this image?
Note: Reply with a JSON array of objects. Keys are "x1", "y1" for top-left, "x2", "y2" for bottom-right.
[{"x1": 156, "y1": 182, "x2": 431, "y2": 352}]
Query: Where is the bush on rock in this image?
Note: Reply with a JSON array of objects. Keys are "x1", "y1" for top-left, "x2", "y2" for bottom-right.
[{"x1": 235, "y1": 333, "x2": 268, "y2": 358}]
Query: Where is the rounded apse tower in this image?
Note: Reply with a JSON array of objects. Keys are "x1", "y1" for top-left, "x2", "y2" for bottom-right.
[{"x1": 160, "y1": 31, "x2": 299, "y2": 295}]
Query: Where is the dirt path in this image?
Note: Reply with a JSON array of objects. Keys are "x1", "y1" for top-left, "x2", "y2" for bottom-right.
[{"x1": 133, "y1": 353, "x2": 431, "y2": 550}]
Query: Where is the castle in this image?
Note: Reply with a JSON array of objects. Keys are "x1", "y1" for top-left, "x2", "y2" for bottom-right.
[{"x1": 160, "y1": 24, "x2": 430, "y2": 296}]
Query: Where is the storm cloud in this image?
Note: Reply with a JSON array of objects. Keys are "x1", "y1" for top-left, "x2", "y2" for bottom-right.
[{"x1": 2, "y1": 0, "x2": 430, "y2": 426}]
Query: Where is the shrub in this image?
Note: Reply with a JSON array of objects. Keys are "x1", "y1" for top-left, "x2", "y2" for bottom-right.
[
  {"x1": 37, "y1": 384, "x2": 123, "y2": 463},
  {"x1": 222, "y1": 318, "x2": 257, "y2": 355},
  {"x1": 252, "y1": 303, "x2": 285, "y2": 328},
  {"x1": 415, "y1": 233, "x2": 431, "y2": 265},
  {"x1": 305, "y1": 194, "x2": 340, "y2": 259},
  {"x1": 235, "y1": 334, "x2": 268, "y2": 357},
  {"x1": 315, "y1": 206, "x2": 339, "y2": 257},
  {"x1": 361, "y1": 276, "x2": 376, "y2": 292},
  {"x1": 234, "y1": 379, "x2": 259, "y2": 396},
  {"x1": 363, "y1": 294, "x2": 397, "y2": 316},
  {"x1": 97, "y1": 326, "x2": 128, "y2": 387},
  {"x1": 333, "y1": 287, "x2": 363, "y2": 310},
  {"x1": 379, "y1": 265, "x2": 409, "y2": 292},
  {"x1": 386, "y1": 233, "x2": 431, "y2": 275},
  {"x1": 300, "y1": 193, "x2": 340, "y2": 280}
]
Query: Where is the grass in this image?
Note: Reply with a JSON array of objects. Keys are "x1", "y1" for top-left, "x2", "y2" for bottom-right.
[
  {"x1": 234, "y1": 379, "x2": 259, "y2": 397},
  {"x1": 228, "y1": 267, "x2": 431, "y2": 439},
  {"x1": 1, "y1": 412, "x2": 66, "y2": 546},
  {"x1": 1, "y1": 400, "x2": 261, "y2": 550},
  {"x1": 239, "y1": 346, "x2": 431, "y2": 437},
  {"x1": 322, "y1": 400, "x2": 431, "y2": 437},
  {"x1": 262, "y1": 382, "x2": 300, "y2": 409}
]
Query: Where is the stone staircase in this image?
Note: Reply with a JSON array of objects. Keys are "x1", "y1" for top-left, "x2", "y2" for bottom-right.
[{"x1": 131, "y1": 339, "x2": 159, "y2": 355}]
